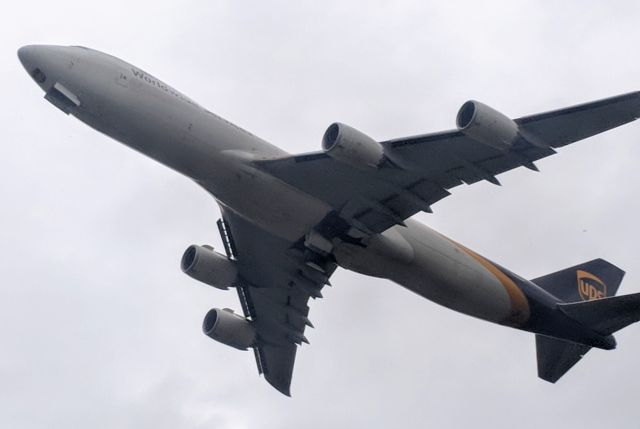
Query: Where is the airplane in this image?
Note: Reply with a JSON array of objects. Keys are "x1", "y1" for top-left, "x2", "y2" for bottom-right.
[{"x1": 17, "y1": 44, "x2": 640, "y2": 396}]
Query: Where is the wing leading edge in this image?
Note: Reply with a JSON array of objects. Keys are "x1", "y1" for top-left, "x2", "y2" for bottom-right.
[
  {"x1": 219, "y1": 208, "x2": 336, "y2": 396},
  {"x1": 214, "y1": 92, "x2": 640, "y2": 395},
  {"x1": 256, "y1": 92, "x2": 640, "y2": 236}
]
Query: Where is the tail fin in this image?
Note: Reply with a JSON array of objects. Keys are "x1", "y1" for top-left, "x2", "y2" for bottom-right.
[
  {"x1": 536, "y1": 335, "x2": 590, "y2": 383},
  {"x1": 531, "y1": 258, "x2": 625, "y2": 302},
  {"x1": 533, "y1": 259, "x2": 629, "y2": 383}
]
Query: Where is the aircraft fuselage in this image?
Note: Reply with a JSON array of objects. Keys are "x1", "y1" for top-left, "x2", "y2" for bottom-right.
[{"x1": 17, "y1": 45, "x2": 615, "y2": 351}]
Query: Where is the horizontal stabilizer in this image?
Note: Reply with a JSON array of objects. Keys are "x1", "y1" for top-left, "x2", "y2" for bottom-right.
[
  {"x1": 558, "y1": 292, "x2": 640, "y2": 335},
  {"x1": 536, "y1": 335, "x2": 591, "y2": 383}
]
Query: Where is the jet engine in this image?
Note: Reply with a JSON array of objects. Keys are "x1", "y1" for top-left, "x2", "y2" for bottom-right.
[
  {"x1": 456, "y1": 100, "x2": 519, "y2": 151},
  {"x1": 181, "y1": 245, "x2": 237, "y2": 290},
  {"x1": 202, "y1": 308, "x2": 256, "y2": 350},
  {"x1": 322, "y1": 122, "x2": 385, "y2": 169}
]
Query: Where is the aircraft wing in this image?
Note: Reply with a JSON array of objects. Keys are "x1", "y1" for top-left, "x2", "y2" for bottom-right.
[
  {"x1": 256, "y1": 91, "x2": 640, "y2": 236},
  {"x1": 219, "y1": 208, "x2": 335, "y2": 396},
  {"x1": 225, "y1": 92, "x2": 639, "y2": 395}
]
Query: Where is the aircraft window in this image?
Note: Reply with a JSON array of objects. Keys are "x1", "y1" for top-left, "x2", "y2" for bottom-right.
[{"x1": 31, "y1": 68, "x2": 46, "y2": 83}]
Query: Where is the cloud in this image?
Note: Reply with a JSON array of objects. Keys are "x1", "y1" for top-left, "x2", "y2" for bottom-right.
[{"x1": 3, "y1": 1, "x2": 640, "y2": 428}]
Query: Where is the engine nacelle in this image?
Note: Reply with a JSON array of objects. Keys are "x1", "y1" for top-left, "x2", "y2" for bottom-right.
[
  {"x1": 322, "y1": 122, "x2": 385, "y2": 169},
  {"x1": 456, "y1": 100, "x2": 519, "y2": 151},
  {"x1": 181, "y1": 245, "x2": 237, "y2": 290},
  {"x1": 202, "y1": 308, "x2": 256, "y2": 350}
]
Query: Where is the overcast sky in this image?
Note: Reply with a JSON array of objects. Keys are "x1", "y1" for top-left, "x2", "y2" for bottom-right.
[{"x1": 3, "y1": 1, "x2": 640, "y2": 428}]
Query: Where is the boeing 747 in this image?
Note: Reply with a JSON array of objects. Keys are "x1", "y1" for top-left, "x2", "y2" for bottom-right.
[{"x1": 18, "y1": 45, "x2": 640, "y2": 395}]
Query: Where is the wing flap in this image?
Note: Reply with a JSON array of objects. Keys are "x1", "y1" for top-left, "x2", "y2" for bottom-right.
[
  {"x1": 210, "y1": 92, "x2": 640, "y2": 394},
  {"x1": 220, "y1": 209, "x2": 334, "y2": 396},
  {"x1": 257, "y1": 92, "x2": 640, "y2": 237}
]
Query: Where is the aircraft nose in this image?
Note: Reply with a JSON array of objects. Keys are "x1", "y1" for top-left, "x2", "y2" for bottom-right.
[
  {"x1": 18, "y1": 45, "x2": 46, "y2": 70},
  {"x1": 17, "y1": 45, "x2": 30, "y2": 65},
  {"x1": 18, "y1": 44, "x2": 77, "y2": 90},
  {"x1": 18, "y1": 45, "x2": 35, "y2": 71},
  {"x1": 18, "y1": 45, "x2": 52, "y2": 86}
]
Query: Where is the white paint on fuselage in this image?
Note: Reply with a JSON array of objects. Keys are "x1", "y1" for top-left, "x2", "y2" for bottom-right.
[
  {"x1": 32, "y1": 46, "x2": 330, "y2": 241},
  {"x1": 334, "y1": 220, "x2": 513, "y2": 324},
  {"x1": 21, "y1": 45, "x2": 519, "y2": 325}
]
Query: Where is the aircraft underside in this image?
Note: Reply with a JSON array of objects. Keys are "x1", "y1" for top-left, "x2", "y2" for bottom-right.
[{"x1": 18, "y1": 44, "x2": 640, "y2": 395}]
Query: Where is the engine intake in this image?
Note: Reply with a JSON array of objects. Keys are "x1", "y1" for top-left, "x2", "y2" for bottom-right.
[
  {"x1": 181, "y1": 245, "x2": 237, "y2": 290},
  {"x1": 322, "y1": 122, "x2": 385, "y2": 169},
  {"x1": 456, "y1": 101, "x2": 519, "y2": 151},
  {"x1": 202, "y1": 308, "x2": 256, "y2": 350}
]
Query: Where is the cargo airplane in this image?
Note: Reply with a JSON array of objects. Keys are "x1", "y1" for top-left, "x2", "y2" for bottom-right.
[{"x1": 18, "y1": 45, "x2": 640, "y2": 395}]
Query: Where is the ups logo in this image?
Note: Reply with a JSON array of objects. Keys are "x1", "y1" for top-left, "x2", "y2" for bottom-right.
[{"x1": 577, "y1": 270, "x2": 607, "y2": 301}]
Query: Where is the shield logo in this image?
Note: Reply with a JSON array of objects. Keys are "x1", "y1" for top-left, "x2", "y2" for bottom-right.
[{"x1": 577, "y1": 270, "x2": 607, "y2": 301}]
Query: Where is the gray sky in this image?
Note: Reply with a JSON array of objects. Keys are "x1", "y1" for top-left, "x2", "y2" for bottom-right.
[{"x1": 3, "y1": 1, "x2": 640, "y2": 428}]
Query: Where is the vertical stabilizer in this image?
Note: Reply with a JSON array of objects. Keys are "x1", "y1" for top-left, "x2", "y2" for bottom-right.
[{"x1": 531, "y1": 259, "x2": 625, "y2": 303}]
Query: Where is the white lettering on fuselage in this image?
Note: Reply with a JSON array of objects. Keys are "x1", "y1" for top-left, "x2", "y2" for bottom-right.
[
  {"x1": 129, "y1": 67, "x2": 259, "y2": 140},
  {"x1": 130, "y1": 67, "x2": 200, "y2": 108}
]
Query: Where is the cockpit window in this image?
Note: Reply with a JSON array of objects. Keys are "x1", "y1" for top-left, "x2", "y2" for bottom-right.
[{"x1": 31, "y1": 68, "x2": 46, "y2": 83}]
